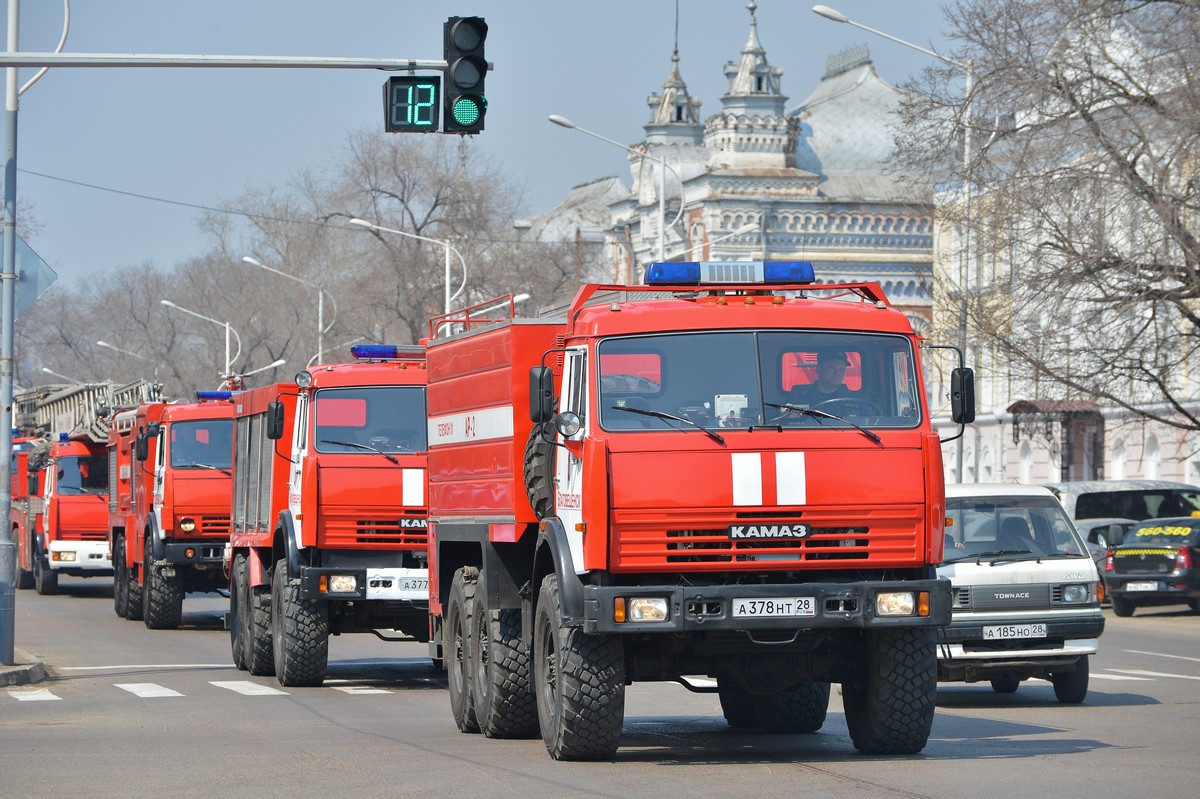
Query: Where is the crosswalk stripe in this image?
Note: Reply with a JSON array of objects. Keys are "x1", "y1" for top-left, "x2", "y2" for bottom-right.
[
  {"x1": 1109, "y1": 669, "x2": 1200, "y2": 682},
  {"x1": 9, "y1": 688, "x2": 60, "y2": 701},
  {"x1": 209, "y1": 680, "x2": 289, "y2": 696},
  {"x1": 115, "y1": 683, "x2": 185, "y2": 698},
  {"x1": 1092, "y1": 673, "x2": 1154, "y2": 681},
  {"x1": 1123, "y1": 649, "x2": 1200, "y2": 664},
  {"x1": 330, "y1": 685, "x2": 392, "y2": 695}
]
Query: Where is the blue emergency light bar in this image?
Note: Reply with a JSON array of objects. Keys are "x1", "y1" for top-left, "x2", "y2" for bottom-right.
[
  {"x1": 59, "y1": 432, "x2": 69, "y2": 443},
  {"x1": 644, "y1": 260, "x2": 816, "y2": 286},
  {"x1": 350, "y1": 344, "x2": 425, "y2": 361},
  {"x1": 195, "y1": 390, "x2": 233, "y2": 401}
]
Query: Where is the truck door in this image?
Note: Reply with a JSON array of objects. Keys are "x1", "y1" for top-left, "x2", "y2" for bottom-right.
[
  {"x1": 153, "y1": 425, "x2": 166, "y2": 534},
  {"x1": 554, "y1": 347, "x2": 587, "y2": 573},
  {"x1": 288, "y1": 393, "x2": 309, "y2": 549}
]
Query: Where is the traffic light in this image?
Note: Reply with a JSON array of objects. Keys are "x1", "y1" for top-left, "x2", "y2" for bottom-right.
[{"x1": 443, "y1": 16, "x2": 488, "y2": 134}]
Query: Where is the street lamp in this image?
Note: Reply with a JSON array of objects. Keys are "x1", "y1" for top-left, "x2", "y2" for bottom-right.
[
  {"x1": 307, "y1": 336, "x2": 367, "y2": 369},
  {"x1": 813, "y1": 3, "x2": 975, "y2": 482},
  {"x1": 548, "y1": 114, "x2": 686, "y2": 269},
  {"x1": 241, "y1": 256, "x2": 334, "y2": 366},
  {"x1": 241, "y1": 358, "x2": 286, "y2": 378},
  {"x1": 41, "y1": 366, "x2": 86, "y2": 384},
  {"x1": 663, "y1": 222, "x2": 760, "y2": 262},
  {"x1": 348, "y1": 218, "x2": 467, "y2": 314},
  {"x1": 96, "y1": 339, "x2": 159, "y2": 379},
  {"x1": 160, "y1": 300, "x2": 243, "y2": 378}
]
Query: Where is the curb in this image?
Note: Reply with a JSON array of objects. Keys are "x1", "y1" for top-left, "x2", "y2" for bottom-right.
[{"x1": 0, "y1": 649, "x2": 47, "y2": 686}]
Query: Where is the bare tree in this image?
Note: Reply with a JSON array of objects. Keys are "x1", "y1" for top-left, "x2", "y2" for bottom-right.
[{"x1": 894, "y1": 0, "x2": 1200, "y2": 431}]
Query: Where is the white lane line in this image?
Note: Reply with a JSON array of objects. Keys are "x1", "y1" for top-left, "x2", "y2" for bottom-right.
[
  {"x1": 1123, "y1": 649, "x2": 1200, "y2": 664},
  {"x1": 330, "y1": 686, "x2": 392, "y2": 695},
  {"x1": 9, "y1": 688, "x2": 61, "y2": 701},
  {"x1": 1109, "y1": 669, "x2": 1200, "y2": 682},
  {"x1": 209, "y1": 681, "x2": 289, "y2": 696},
  {"x1": 57, "y1": 664, "x2": 229, "y2": 671},
  {"x1": 115, "y1": 683, "x2": 184, "y2": 698},
  {"x1": 1091, "y1": 673, "x2": 1154, "y2": 681}
]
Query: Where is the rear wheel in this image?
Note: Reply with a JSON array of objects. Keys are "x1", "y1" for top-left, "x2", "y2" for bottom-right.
[
  {"x1": 113, "y1": 534, "x2": 129, "y2": 618},
  {"x1": 143, "y1": 537, "x2": 183, "y2": 629},
  {"x1": 270, "y1": 557, "x2": 328, "y2": 686},
  {"x1": 470, "y1": 588, "x2": 539, "y2": 739},
  {"x1": 754, "y1": 682, "x2": 831, "y2": 733},
  {"x1": 446, "y1": 567, "x2": 479, "y2": 733},
  {"x1": 14, "y1": 529, "x2": 33, "y2": 590},
  {"x1": 33, "y1": 545, "x2": 58, "y2": 595},
  {"x1": 990, "y1": 677, "x2": 1020, "y2": 694},
  {"x1": 230, "y1": 553, "x2": 249, "y2": 670},
  {"x1": 1111, "y1": 596, "x2": 1136, "y2": 617},
  {"x1": 841, "y1": 628, "x2": 937, "y2": 755},
  {"x1": 1188, "y1": 598, "x2": 1200, "y2": 613},
  {"x1": 534, "y1": 574, "x2": 625, "y2": 760},
  {"x1": 242, "y1": 557, "x2": 274, "y2": 677},
  {"x1": 717, "y1": 677, "x2": 757, "y2": 729},
  {"x1": 1050, "y1": 657, "x2": 1089, "y2": 704}
]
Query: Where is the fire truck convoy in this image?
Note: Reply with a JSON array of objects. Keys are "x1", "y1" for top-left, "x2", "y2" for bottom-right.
[
  {"x1": 424, "y1": 263, "x2": 974, "y2": 760},
  {"x1": 10, "y1": 380, "x2": 159, "y2": 595},
  {"x1": 225, "y1": 346, "x2": 430, "y2": 686},
  {"x1": 108, "y1": 392, "x2": 236, "y2": 629}
]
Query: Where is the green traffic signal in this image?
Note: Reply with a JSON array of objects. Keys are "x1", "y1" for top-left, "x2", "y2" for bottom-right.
[
  {"x1": 443, "y1": 16, "x2": 487, "y2": 134},
  {"x1": 451, "y1": 95, "x2": 486, "y2": 126}
]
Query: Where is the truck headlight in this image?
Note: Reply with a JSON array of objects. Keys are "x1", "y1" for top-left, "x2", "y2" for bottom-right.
[
  {"x1": 614, "y1": 597, "x2": 670, "y2": 623},
  {"x1": 321, "y1": 574, "x2": 358, "y2": 593},
  {"x1": 53, "y1": 551, "x2": 77, "y2": 563},
  {"x1": 876, "y1": 591, "x2": 929, "y2": 617},
  {"x1": 178, "y1": 517, "x2": 197, "y2": 533},
  {"x1": 1060, "y1": 584, "x2": 1089, "y2": 603}
]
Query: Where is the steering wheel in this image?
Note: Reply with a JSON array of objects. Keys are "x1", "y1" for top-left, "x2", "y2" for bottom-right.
[{"x1": 813, "y1": 397, "x2": 883, "y2": 417}]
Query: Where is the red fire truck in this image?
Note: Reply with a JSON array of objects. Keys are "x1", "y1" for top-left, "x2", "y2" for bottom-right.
[
  {"x1": 108, "y1": 391, "x2": 236, "y2": 629},
  {"x1": 11, "y1": 381, "x2": 158, "y2": 595},
  {"x1": 425, "y1": 264, "x2": 974, "y2": 760},
  {"x1": 225, "y1": 345, "x2": 430, "y2": 686}
]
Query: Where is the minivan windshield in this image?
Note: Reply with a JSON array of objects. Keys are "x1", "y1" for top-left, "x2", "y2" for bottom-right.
[{"x1": 944, "y1": 494, "x2": 1087, "y2": 563}]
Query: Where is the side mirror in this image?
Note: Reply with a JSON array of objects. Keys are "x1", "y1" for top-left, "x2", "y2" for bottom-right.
[
  {"x1": 529, "y1": 366, "x2": 555, "y2": 423},
  {"x1": 135, "y1": 432, "x2": 149, "y2": 462},
  {"x1": 27, "y1": 473, "x2": 39, "y2": 496},
  {"x1": 950, "y1": 367, "x2": 976, "y2": 424},
  {"x1": 266, "y1": 401, "x2": 285, "y2": 440},
  {"x1": 146, "y1": 421, "x2": 161, "y2": 437}
]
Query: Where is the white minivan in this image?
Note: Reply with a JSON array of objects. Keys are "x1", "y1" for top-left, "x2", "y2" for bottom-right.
[{"x1": 938, "y1": 484, "x2": 1105, "y2": 703}]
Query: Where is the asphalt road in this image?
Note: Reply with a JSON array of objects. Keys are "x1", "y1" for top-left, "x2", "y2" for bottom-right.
[{"x1": 3, "y1": 576, "x2": 1198, "y2": 798}]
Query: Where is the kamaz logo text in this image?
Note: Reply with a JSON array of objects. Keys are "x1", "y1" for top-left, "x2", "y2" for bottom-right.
[{"x1": 728, "y1": 523, "x2": 810, "y2": 540}]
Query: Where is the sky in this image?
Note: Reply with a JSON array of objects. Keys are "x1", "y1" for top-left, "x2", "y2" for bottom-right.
[{"x1": 1, "y1": 0, "x2": 956, "y2": 286}]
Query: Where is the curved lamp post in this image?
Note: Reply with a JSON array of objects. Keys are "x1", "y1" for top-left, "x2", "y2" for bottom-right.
[
  {"x1": 241, "y1": 256, "x2": 333, "y2": 366},
  {"x1": 348, "y1": 218, "x2": 467, "y2": 314},
  {"x1": 160, "y1": 299, "x2": 242, "y2": 378}
]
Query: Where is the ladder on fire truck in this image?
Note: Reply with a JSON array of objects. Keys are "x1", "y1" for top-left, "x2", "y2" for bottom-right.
[{"x1": 16, "y1": 379, "x2": 162, "y2": 443}]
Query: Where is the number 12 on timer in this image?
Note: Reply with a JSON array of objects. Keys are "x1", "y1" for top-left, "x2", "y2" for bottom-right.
[{"x1": 385, "y1": 75, "x2": 441, "y2": 132}]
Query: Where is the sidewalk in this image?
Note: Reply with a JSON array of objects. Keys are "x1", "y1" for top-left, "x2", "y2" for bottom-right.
[{"x1": 1, "y1": 648, "x2": 47, "y2": 686}]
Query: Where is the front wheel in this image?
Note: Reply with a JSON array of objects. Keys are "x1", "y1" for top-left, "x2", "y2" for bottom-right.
[
  {"x1": 33, "y1": 545, "x2": 58, "y2": 595},
  {"x1": 1111, "y1": 595, "x2": 1136, "y2": 617},
  {"x1": 841, "y1": 628, "x2": 937, "y2": 755},
  {"x1": 1050, "y1": 657, "x2": 1089, "y2": 704},
  {"x1": 534, "y1": 574, "x2": 625, "y2": 761},
  {"x1": 143, "y1": 537, "x2": 183, "y2": 629},
  {"x1": 270, "y1": 557, "x2": 329, "y2": 686}
]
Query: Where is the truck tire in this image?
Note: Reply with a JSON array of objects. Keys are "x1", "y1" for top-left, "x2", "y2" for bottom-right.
[
  {"x1": 33, "y1": 545, "x2": 58, "y2": 595},
  {"x1": 271, "y1": 557, "x2": 328, "y2": 686},
  {"x1": 230, "y1": 554, "x2": 249, "y2": 670},
  {"x1": 1111, "y1": 595, "x2": 1136, "y2": 617},
  {"x1": 990, "y1": 677, "x2": 1020, "y2": 694},
  {"x1": 113, "y1": 533, "x2": 132, "y2": 618},
  {"x1": 717, "y1": 677, "x2": 757, "y2": 729},
  {"x1": 533, "y1": 574, "x2": 625, "y2": 760},
  {"x1": 446, "y1": 567, "x2": 480, "y2": 733},
  {"x1": 523, "y1": 423, "x2": 555, "y2": 519},
  {"x1": 14, "y1": 529, "x2": 33, "y2": 590},
  {"x1": 1050, "y1": 656, "x2": 1089, "y2": 704},
  {"x1": 841, "y1": 628, "x2": 937, "y2": 755},
  {"x1": 243, "y1": 561, "x2": 275, "y2": 677},
  {"x1": 143, "y1": 537, "x2": 184, "y2": 629},
  {"x1": 125, "y1": 545, "x2": 144, "y2": 622},
  {"x1": 754, "y1": 681, "x2": 831, "y2": 733},
  {"x1": 470, "y1": 590, "x2": 539, "y2": 739}
]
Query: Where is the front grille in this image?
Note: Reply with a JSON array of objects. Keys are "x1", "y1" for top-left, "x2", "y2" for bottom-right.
[
  {"x1": 952, "y1": 586, "x2": 971, "y2": 609},
  {"x1": 322, "y1": 509, "x2": 428, "y2": 549},
  {"x1": 200, "y1": 515, "x2": 231, "y2": 537},
  {"x1": 61, "y1": 530, "x2": 107, "y2": 542}
]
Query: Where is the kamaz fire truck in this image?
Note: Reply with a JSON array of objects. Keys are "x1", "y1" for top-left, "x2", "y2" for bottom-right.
[
  {"x1": 108, "y1": 391, "x2": 236, "y2": 629},
  {"x1": 11, "y1": 380, "x2": 159, "y2": 595},
  {"x1": 424, "y1": 263, "x2": 974, "y2": 760},
  {"x1": 225, "y1": 345, "x2": 429, "y2": 686}
]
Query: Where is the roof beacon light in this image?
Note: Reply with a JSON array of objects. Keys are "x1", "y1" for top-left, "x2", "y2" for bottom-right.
[
  {"x1": 644, "y1": 260, "x2": 816, "y2": 286},
  {"x1": 350, "y1": 344, "x2": 425, "y2": 361},
  {"x1": 196, "y1": 390, "x2": 233, "y2": 401},
  {"x1": 59, "y1": 432, "x2": 69, "y2": 443}
]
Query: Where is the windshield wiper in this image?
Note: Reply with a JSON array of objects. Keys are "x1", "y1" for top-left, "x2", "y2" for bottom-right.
[
  {"x1": 609, "y1": 405, "x2": 725, "y2": 445},
  {"x1": 189, "y1": 462, "x2": 232, "y2": 475},
  {"x1": 764, "y1": 403, "x2": 882, "y2": 444},
  {"x1": 968, "y1": 549, "x2": 1043, "y2": 565},
  {"x1": 320, "y1": 439, "x2": 399, "y2": 464}
]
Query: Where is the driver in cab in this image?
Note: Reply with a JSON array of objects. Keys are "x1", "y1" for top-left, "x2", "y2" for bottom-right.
[{"x1": 790, "y1": 349, "x2": 852, "y2": 405}]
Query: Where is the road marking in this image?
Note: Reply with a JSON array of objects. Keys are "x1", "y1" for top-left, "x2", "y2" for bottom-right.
[
  {"x1": 57, "y1": 663, "x2": 229, "y2": 671},
  {"x1": 1091, "y1": 673, "x2": 1154, "y2": 681},
  {"x1": 330, "y1": 685, "x2": 392, "y2": 695},
  {"x1": 1123, "y1": 649, "x2": 1200, "y2": 664},
  {"x1": 115, "y1": 683, "x2": 184, "y2": 698},
  {"x1": 9, "y1": 688, "x2": 61, "y2": 701},
  {"x1": 210, "y1": 680, "x2": 289, "y2": 696},
  {"x1": 1109, "y1": 669, "x2": 1200, "y2": 681}
]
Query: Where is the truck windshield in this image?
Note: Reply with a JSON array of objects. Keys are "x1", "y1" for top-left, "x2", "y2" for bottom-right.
[
  {"x1": 55, "y1": 455, "x2": 109, "y2": 495},
  {"x1": 944, "y1": 495, "x2": 1087, "y2": 563},
  {"x1": 597, "y1": 331, "x2": 920, "y2": 432},
  {"x1": 170, "y1": 420, "x2": 234, "y2": 469},
  {"x1": 312, "y1": 386, "x2": 428, "y2": 454}
]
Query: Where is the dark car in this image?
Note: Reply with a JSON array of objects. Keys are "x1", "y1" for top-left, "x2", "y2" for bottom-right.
[
  {"x1": 1075, "y1": 518, "x2": 1137, "y2": 605},
  {"x1": 1106, "y1": 517, "x2": 1200, "y2": 617}
]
